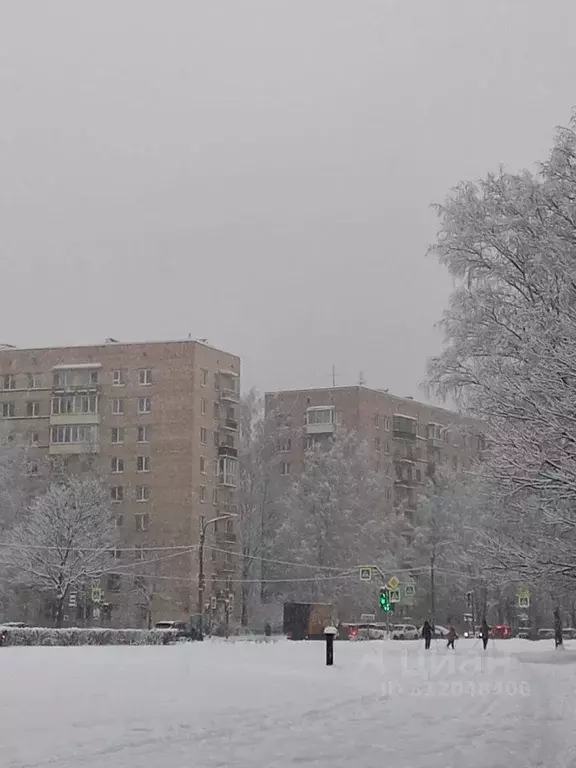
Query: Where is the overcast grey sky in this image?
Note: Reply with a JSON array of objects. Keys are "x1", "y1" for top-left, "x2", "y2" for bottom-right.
[{"x1": 2, "y1": 0, "x2": 575, "y2": 396}]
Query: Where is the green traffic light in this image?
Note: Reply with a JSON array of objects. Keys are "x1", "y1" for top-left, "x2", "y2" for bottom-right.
[{"x1": 379, "y1": 589, "x2": 391, "y2": 612}]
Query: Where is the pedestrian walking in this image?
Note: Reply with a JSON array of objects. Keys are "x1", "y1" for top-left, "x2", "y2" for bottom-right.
[
  {"x1": 554, "y1": 607, "x2": 563, "y2": 649},
  {"x1": 446, "y1": 626, "x2": 457, "y2": 650},
  {"x1": 422, "y1": 620, "x2": 432, "y2": 650},
  {"x1": 480, "y1": 618, "x2": 490, "y2": 650}
]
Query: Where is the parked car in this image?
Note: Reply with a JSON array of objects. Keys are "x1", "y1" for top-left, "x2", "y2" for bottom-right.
[
  {"x1": 418, "y1": 624, "x2": 449, "y2": 639},
  {"x1": 341, "y1": 622, "x2": 387, "y2": 641},
  {"x1": 538, "y1": 628, "x2": 555, "y2": 641},
  {"x1": 391, "y1": 624, "x2": 419, "y2": 640},
  {"x1": 154, "y1": 621, "x2": 200, "y2": 641}
]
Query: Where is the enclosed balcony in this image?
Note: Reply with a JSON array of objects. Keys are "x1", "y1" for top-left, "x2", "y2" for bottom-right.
[
  {"x1": 392, "y1": 414, "x2": 418, "y2": 441},
  {"x1": 305, "y1": 406, "x2": 336, "y2": 435}
]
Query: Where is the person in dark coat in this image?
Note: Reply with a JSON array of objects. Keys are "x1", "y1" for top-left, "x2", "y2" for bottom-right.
[
  {"x1": 480, "y1": 618, "x2": 490, "y2": 650},
  {"x1": 446, "y1": 626, "x2": 457, "y2": 650},
  {"x1": 264, "y1": 622, "x2": 272, "y2": 638},
  {"x1": 422, "y1": 620, "x2": 433, "y2": 650},
  {"x1": 554, "y1": 607, "x2": 563, "y2": 648}
]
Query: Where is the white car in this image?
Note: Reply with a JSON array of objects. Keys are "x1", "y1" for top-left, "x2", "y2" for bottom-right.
[{"x1": 391, "y1": 624, "x2": 419, "y2": 640}]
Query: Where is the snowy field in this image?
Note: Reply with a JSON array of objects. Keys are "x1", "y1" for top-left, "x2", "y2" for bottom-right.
[{"x1": 2, "y1": 638, "x2": 576, "y2": 768}]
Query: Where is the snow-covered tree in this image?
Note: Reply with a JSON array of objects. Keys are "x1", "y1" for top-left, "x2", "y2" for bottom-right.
[
  {"x1": 238, "y1": 389, "x2": 288, "y2": 624},
  {"x1": 427, "y1": 113, "x2": 576, "y2": 588},
  {"x1": 275, "y1": 427, "x2": 402, "y2": 607},
  {"x1": 2, "y1": 477, "x2": 117, "y2": 626}
]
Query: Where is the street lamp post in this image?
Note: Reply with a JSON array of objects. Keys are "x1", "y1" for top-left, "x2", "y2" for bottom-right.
[{"x1": 197, "y1": 513, "x2": 237, "y2": 639}]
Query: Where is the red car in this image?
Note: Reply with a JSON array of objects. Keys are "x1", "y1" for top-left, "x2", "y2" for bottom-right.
[{"x1": 491, "y1": 624, "x2": 512, "y2": 639}]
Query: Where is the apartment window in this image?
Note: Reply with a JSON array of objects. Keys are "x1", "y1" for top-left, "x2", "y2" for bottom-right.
[
  {"x1": 200, "y1": 427, "x2": 208, "y2": 444},
  {"x1": 53, "y1": 371, "x2": 67, "y2": 387},
  {"x1": 384, "y1": 417, "x2": 390, "y2": 431},
  {"x1": 305, "y1": 408, "x2": 334, "y2": 425},
  {"x1": 200, "y1": 369, "x2": 208, "y2": 387},
  {"x1": 111, "y1": 457, "x2": 124, "y2": 474},
  {"x1": 416, "y1": 468, "x2": 422, "y2": 482},
  {"x1": 30, "y1": 431, "x2": 39, "y2": 446},
  {"x1": 213, "y1": 430, "x2": 219, "y2": 447},
  {"x1": 136, "y1": 455, "x2": 150, "y2": 472},
  {"x1": 375, "y1": 459, "x2": 381, "y2": 473},
  {"x1": 111, "y1": 427, "x2": 124, "y2": 444},
  {"x1": 201, "y1": 398, "x2": 207, "y2": 415},
  {"x1": 136, "y1": 485, "x2": 150, "y2": 502},
  {"x1": 112, "y1": 370, "x2": 125, "y2": 387},
  {"x1": 212, "y1": 488, "x2": 219, "y2": 505},
  {"x1": 138, "y1": 369, "x2": 152, "y2": 386},
  {"x1": 199, "y1": 486, "x2": 206, "y2": 502},
  {"x1": 89, "y1": 370, "x2": 99, "y2": 385},
  {"x1": 213, "y1": 402, "x2": 220, "y2": 419},
  {"x1": 1, "y1": 374, "x2": 15, "y2": 390},
  {"x1": 27, "y1": 460, "x2": 39, "y2": 475},
  {"x1": 111, "y1": 398, "x2": 125, "y2": 415},
  {"x1": 51, "y1": 395, "x2": 97, "y2": 415},
  {"x1": 134, "y1": 513, "x2": 149, "y2": 532},
  {"x1": 305, "y1": 436, "x2": 320, "y2": 450},
  {"x1": 452, "y1": 455, "x2": 458, "y2": 470},
  {"x1": 374, "y1": 413, "x2": 380, "y2": 428},
  {"x1": 107, "y1": 574, "x2": 121, "y2": 592},
  {"x1": 134, "y1": 546, "x2": 145, "y2": 561},
  {"x1": 28, "y1": 373, "x2": 42, "y2": 389},
  {"x1": 200, "y1": 456, "x2": 207, "y2": 474},
  {"x1": 277, "y1": 437, "x2": 292, "y2": 453},
  {"x1": 110, "y1": 547, "x2": 122, "y2": 560},
  {"x1": 1, "y1": 403, "x2": 15, "y2": 418},
  {"x1": 222, "y1": 434, "x2": 235, "y2": 448},
  {"x1": 138, "y1": 397, "x2": 151, "y2": 414},
  {"x1": 137, "y1": 425, "x2": 150, "y2": 443},
  {"x1": 114, "y1": 514, "x2": 123, "y2": 527},
  {"x1": 26, "y1": 401, "x2": 40, "y2": 417},
  {"x1": 110, "y1": 486, "x2": 124, "y2": 503},
  {"x1": 50, "y1": 424, "x2": 96, "y2": 444},
  {"x1": 280, "y1": 461, "x2": 291, "y2": 475},
  {"x1": 213, "y1": 458, "x2": 219, "y2": 476},
  {"x1": 374, "y1": 437, "x2": 381, "y2": 452}
]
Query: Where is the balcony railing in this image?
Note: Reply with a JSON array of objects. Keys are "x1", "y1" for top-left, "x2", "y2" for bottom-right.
[
  {"x1": 223, "y1": 418, "x2": 238, "y2": 431},
  {"x1": 218, "y1": 446, "x2": 238, "y2": 458},
  {"x1": 220, "y1": 388, "x2": 240, "y2": 403}
]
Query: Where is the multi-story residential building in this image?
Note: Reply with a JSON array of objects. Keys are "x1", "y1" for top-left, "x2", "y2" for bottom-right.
[
  {"x1": 0, "y1": 340, "x2": 240, "y2": 627},
  {"x1": 264, "y1": 386, "x2": 483, "y2": 523}
]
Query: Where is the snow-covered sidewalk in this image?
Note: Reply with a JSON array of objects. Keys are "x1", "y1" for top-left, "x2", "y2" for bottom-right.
[{"x1": 2, "y1": 638, "x2": 576, "y2": 768}]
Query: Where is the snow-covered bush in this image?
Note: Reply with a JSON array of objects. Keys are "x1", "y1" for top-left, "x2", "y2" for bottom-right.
[{"x1": 0, "y1": 626, "x2": 179, "y2": 646}]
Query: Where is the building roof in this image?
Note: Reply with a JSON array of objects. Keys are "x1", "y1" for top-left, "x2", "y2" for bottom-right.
[
  {"x1": 264, "y1": 385, "x2": 472, "y2": 422},
  {"x1": 0, "y1": 338, "x2": 239, "y2": 358}
]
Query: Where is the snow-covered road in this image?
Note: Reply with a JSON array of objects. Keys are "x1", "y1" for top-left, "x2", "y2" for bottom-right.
[{"x1": 2, "y1": 638, "x2": 576, "y2": 768}]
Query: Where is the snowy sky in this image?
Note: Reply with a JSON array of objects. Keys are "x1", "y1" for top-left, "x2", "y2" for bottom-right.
[{"x1": 2, "y1": 0, "x2": 575, "y2": 395}]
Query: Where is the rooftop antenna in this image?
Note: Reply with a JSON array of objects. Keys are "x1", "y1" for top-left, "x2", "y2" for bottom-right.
[
  {"x1": 331, "y1": 364, "x2": 339, "y2": 388},
  {"x1": 198, "y1": 338, "x2": 208, "y2": 344},
  {"x1": 0, "y1": 343, "x2": 15, "y2": 349},
  {"x1": 105, "y1": 337, "x2": 119, "y2": 344},
  {"x1": 358, "y1": 371, "x2": 366, "y2": 386}
]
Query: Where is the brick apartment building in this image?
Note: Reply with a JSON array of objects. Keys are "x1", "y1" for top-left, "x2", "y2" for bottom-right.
[
  {"x1": 264, "y1": 386, "x2": 482, "y2": 522},
  {"x1": 0, "y1": 340, "x2": 240, "y2": 627}
]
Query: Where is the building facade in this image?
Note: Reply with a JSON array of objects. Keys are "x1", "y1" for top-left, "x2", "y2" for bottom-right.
[
  {"x1": 0, "y1": 340, "x2": 240, "y2": 627},
  {"x1": 265, "y1": 386, "x2": 482, "y2": 523}
]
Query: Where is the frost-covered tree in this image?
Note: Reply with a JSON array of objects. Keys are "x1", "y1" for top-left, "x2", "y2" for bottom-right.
[
  {"x1": 238, "y1": 389, "x2": 288, "y2": 624},
  {"x1": 427, "y1": 113, "x2": 576, "y2": 587},
  {"x1": 2, "y1": 478, "x2": 116, "y2": 626},
  {"x1": 276, "y1": 428, "x2": 401, "y2": 606}
]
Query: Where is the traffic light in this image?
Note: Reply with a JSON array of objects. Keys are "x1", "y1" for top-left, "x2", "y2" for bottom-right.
[{"x1": 379, "y1": 588, "x2": 392, "y2": 613}]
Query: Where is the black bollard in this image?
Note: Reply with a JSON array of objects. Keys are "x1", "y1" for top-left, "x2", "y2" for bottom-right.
[{"x1": 324, "y1": 626, "x2": 337, "y2": 666}]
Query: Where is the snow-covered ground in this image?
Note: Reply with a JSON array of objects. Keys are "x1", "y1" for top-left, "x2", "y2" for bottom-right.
[{"x1": 2, "y1": 637, "x2": 576, "y2": 768}]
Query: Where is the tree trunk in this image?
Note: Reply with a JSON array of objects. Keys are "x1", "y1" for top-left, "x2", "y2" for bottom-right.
[{"x1": 54, "y1": 595, "x2": 66, "y2": 628}]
